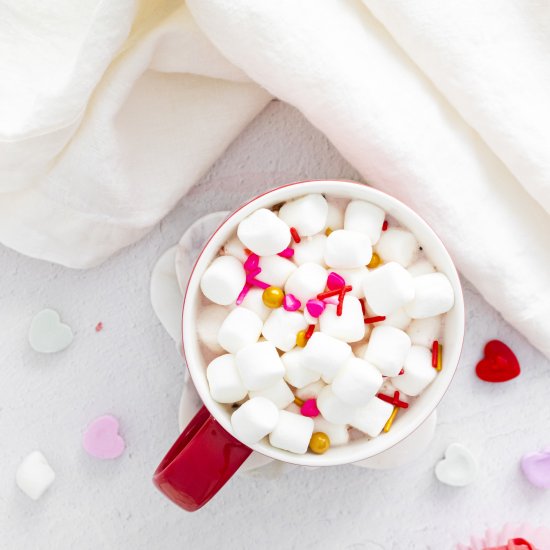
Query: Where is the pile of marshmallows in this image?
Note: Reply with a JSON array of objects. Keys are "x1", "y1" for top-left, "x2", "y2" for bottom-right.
[{"x1": 198, "y1": 194, "x2": 454, "y2": 455}]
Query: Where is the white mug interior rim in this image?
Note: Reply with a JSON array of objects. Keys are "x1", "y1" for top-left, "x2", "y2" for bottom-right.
[{"x1": 181, "y1": 180, "x2": 465, "y2": 467}]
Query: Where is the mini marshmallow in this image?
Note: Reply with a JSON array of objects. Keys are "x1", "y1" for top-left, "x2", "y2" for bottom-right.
[
  {"x1": 281, "y1": 348, "x2": 321, "y2": 388},
  {"x1": 217, "y1": 307, "x2": 263, "y2": 353},
  {"x1": 351, "y1": 397, "x2": 394, "y2": 437},
  {"x1": 325, "y1": 197, "x2": 348, "y2": 230},
  {"x1": 319, "y1": 296, "x2": 365, "y2": 343},
  {"x1": 364, "y1": 326, "x2": 412, "y2": 376},
  {"x1": 16, "y1": 451, "x2": 56, "y2": 500},
  {"x1": 197, "y1": 304, "x2": 229, "y2": 353},
  {"x1": 237, "y1": 208, "x2": 290, "y2": 256},
  {"x1": 313, "y1": 417, "x2": 350, "y2": 446},
  {"x1": 332, "y1": 267, "x2": 367, "y2": 298},
  {"x1": 278, "y1": 194, "x2": 328, "y2": 237},
  {"x1": 293, "y1": 234, "x2": 327, "y2": 266},
  {"x1": 284, "y1": 262, "x2": 327, "y2": 305},
  {"x1": 262, "y1": 308, "x2": 308, "y2": 352},
  {"x1": 362, "y1": 262, "x2": 415, "y2": 315},
  {"x1": 294, "y1": 379, "x2": 327, "y2": 400},
  {"x1": 258, "y1": 255, "x2": 297, "y2": 288},
  {"x1": 392, "y1": 345, "x2": 436, "y2": 396},
  {"x1": 231, "y1": 397, "x2": 279, "y2": 445},
  {"x1": 269, "y1": 410, "x2": 315, "y2": 454},
  {"x1": 303, "y1": 308, "x2": 319, "y2": 325},
  {"x1": 374, "y1": 307, "x2": 411, "y2": 331},
  {"x1": 407, "y1": 259, "x2": 436, "y2": 277},
  {"x1": 235, "y1": 341, "x2": 285, "y2": 390},
  {"x1": 250, "y1": 379, "x2": 295, "y2": 409},
  {"x1": 406, "y1": 316, "x2": 442, "y2": 348},
  {"x1": 376, "y1": 228, "x2": 419, "y2": 267},
  {"x1": 239, "y1": 288, "x2": 271, "y2": 321},
  {"x1": 316, "y1": 385, "x2": 356, "y2": 424},
  {"x1": 332, "y1": 357, "x2": 383, "y2": 407},
  {"x1": 223, "y1": 236, "x2": 248, "y2": 262},
  {"x1": 302, "y1": 332, "x2": 352, "y2": 382},
  {"x1": 404, "y1": 273, "x2": 455, "y2": 319},
  {"x1": 200, "y1": 255, "x2": 246, "y2": 306},
  {"x1": 324, "y1": 230, "x2": 372, "y2": 269},
  {"x1": 206, "y1": 354, "x2": 248, "y2": 403},
  {"x1": 344, "y1": 200, "x2": 385, "y2": 244}
]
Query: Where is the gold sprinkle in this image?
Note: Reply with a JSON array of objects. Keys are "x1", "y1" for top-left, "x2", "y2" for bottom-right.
[
  {"x1": 383, "y1": 407, "x2": 399, "y2": 433},
  {"x1": 325, "y1": 227, "x2": 333, "y2": 236},
  {"x1": 436, "y1": 344, "x2": 443, "y2": 372},
  {"x1": 294, "y1": 397, "x2": 304, "y2": 407},
  {"x1": 367, "y1": 252, "x2": 381, "y2": 268},
  {"x1": 296, "y1": 330, "x2": 307, "y2": 348}
]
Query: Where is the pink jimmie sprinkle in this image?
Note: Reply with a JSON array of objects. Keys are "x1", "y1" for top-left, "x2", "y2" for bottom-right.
[
  {"x1": 95, "y1": 322, "x2": 103, "y2": 332},
  {"x1": 283, "y1": 294, "x2": 301, "y2": 312},
  {"x1": 327, "y1": 272, "x2": 346, "y2": 290},
  {"x1": 246, "y1": 274, "x2": 269, "y2": 289},
  {"x1": 243, "y1": 253, "x2": 260, "y2": 271},
  {"x1": 306, "y1": 299, "x2": 326, "y2": 318},
  {"x1": 277, "y1": 247, "x2": 294, "y2": 258},
  {"x1": 236, "y1": 284, "x2": 251, "y2": 305},
  {"x1": 301, "y1": 399, "x2": 320, "y2": 418}
]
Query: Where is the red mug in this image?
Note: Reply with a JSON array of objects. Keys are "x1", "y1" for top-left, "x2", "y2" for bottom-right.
[{"x1": 153, "y1": 180, "x2": 464, "y2": 511}]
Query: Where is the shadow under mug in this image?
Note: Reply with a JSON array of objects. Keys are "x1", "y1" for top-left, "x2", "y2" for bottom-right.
[{"x1": 153, "y1": 180, "x2": 465, "y2": 512}]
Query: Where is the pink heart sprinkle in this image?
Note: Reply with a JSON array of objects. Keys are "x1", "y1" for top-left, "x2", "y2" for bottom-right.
[
  {"x1": 283, "y1": 294, "x2": 301, "y2": 312},
  {"x1": 306, "y1": 299, "x2": 326, "y2": 318},
  {"x1": 83, "y1": 415, "x2": 125, "y2": 460},
  {"x1": 243, "y1": 253, "x2": 260, "y2": 272},
  {"x1": 277, "y1": 247, "x2": 294, "y2": 258},
  {"x1": 327, "y1": 272, "x2": 346, "y2": 290},
  {"x1": 520, "y1": 449, "x2": 550, "y2": 488},
  {"x1": 301, "y1": 399, "x2": 320, "y2": 418}
]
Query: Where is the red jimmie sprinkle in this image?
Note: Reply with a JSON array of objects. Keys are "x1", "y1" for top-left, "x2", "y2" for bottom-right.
[
  {"x1": 359, "y1": 298, "x2": 366, "y2": 317},
  {"x1": 377, "y1": 390, "x2": 409, "y2": 409},
  {"x1": 364, "y1": 316, "x2": 386, "y2": 324},
  {"x1": 317, "y1": 285, "x2": 352, "y2": 301},
  {"x1": 95, "y1": 322, "x2": 103, "y2": 332},
  {"x1": 244, "y1": 248, "x2": 252, "y2": 255},
  {"x1": 290, "y1": 227, "x2": 301, "y2": 243},
  {"x1": 432, "y1": 340, "x2": 439, "y2": 368},
  {"x1": 382, "y1": 220, "x2": 388, "y2": 231},
  {"x1": 305, "y1": 324, "x2": 315, "y2": 339}
]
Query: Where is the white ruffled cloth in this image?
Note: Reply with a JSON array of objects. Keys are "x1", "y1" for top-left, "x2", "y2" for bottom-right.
[{"x1": 2, "y1": 0, "x2": 550, "y2": 358}]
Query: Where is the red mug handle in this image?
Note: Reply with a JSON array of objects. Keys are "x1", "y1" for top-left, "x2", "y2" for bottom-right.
[{"x1": 153, "y1": 405, "x2": 252, "y2": 511}]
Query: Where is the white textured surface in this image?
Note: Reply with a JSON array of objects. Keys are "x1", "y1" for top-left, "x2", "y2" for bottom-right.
[{"x1": 1, "y1": 101, "x2": 549, "y2": 549}]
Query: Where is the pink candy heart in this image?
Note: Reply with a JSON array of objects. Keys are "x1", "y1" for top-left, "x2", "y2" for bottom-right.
[
  {"x1": 306, "y1": 299, "x2": 326, "y2": 318},
  {"x1": 521, "y1": 449, "x2": 550, "y2": 489},
  {"x1": 301, "y1": 399, "x2": 320, "y2": 418},
  {"x1": 327, "y1": 272, "x2": 346, "y2": 290},
  {"x1": 283, "y1": 294, "x2": 301, "y2": 312},
  {"x1": 83, "y1": 415, "x2": 125, "y2": 460}
]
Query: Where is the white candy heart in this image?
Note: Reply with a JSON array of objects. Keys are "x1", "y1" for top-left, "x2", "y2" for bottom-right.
[
  {"x1": 29, "y1": 309, "x2": 73, "y2": 353},
  {"x1": 435, "y1": 443, "x2": 478, "y2": 487}
]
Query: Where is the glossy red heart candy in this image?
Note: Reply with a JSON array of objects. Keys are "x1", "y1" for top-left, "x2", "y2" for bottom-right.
[{"x1": 475, "y1": 340, "x2": 520, "y2": 383}]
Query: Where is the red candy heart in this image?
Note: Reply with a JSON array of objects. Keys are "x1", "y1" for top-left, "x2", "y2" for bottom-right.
[{"x1": 475, "y1": 340, "x2": 520, "y2": 383}]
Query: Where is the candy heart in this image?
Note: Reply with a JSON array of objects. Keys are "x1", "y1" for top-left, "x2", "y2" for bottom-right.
[
  {"x1": 306, "y1": 299, "x2": 326, "y2": 318},
  {"x1": 435, "y1": 443, "x2": 477, "y2": 487},
  {"x1": 327, "y1": 271, "x2": 346, "y2": 290},
  {"x1": 520, "y1": 449, "x2": 550, "y2": 489},
  {"x1": 83, "y1": 415, "x2": 125, "y2": 460},
  {"x1": 29, "y1": 309, "x2": 73, "y2": 353},
  {"x1": 476, "y1": 340, "x2": 520, "y2": 382},
  {"x1": 283, "y1": 294, "x2": 301, "y2": 312},
  {"x1": 300, "y1": 399, "x2": 320, "y2": 417}
]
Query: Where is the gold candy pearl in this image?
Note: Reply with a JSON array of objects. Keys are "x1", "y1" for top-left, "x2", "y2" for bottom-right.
[
  {"x1": 296, "y1": 330, "x2": 307, "y2": 348},
  {"x1": 309, "y1": 432, "x2": 331, "y2": 454},
  {"x1": 325, "y1": 227, "x2": 333, "y2": 236},
  {"x1": 367, "y1": 252, "x2": 381, "y2": 268},
  {"x1": 262, "y1": 286, "x2": 285, "y2": 309}
]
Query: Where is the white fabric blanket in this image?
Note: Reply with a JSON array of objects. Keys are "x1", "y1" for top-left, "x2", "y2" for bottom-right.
[{"x1": 1, "y1": 0, "x2": 550, "y2": 358}]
